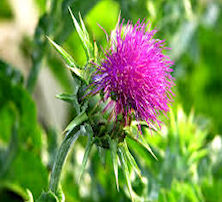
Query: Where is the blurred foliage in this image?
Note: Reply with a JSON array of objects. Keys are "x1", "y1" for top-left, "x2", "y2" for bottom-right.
[
  {"x1": 0, "y1": 0, "x2": 13, "y2": 19},
  {"x1": 0, "y1": 0, "x2": 222, "y2": 201},
  {"x1": 0, "y1": 60, "x2": 48, "y2": 201}
]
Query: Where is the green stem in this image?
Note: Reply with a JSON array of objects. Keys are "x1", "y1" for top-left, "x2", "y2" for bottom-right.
[
  {"x1": 49, "y1": 112, "x2": 88, "y2": 193},
  {"x1": 26, "y1": 0, "x2": 60, "y2": 93},
  {"x1": 49, "y1": 129, "x2": 79, "y2": 193},
  {"x1": 26, "y1": 60, "x2": 42, "y2": 93}
]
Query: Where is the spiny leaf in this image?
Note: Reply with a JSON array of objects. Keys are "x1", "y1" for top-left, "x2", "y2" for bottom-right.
[
  {"x1": 78, "y1": 12, "x2": 89, "y2": 39},
  {"x1": 122, "y1": 140, "x2": 142, "y2": 179},
  {"x1": 109, "y1": 138, "x2": 119, "y2": 191},
  {"x1": 118, "y1": 148, "x2": 134, "y2": 202},
  {"x1": 127, "y1": 133, "x2": 158, "y2": 160},
  {"x1": 47, "y1": 37, "x2": 76, "y2": 67},
  {"x1": 68, "y1": 7, "x2": 83, "y2": 40},
  {"x1": 56, "y1": 93, "x2": 75, "y2": 103},
  {"x1": 47, "y1": 37, "x2": 85, "y2": 81},
  {"x1": 93, "y1": 40, "x2": 98, "y2": 62},
  {"x1": 56, "y1": 93, "x2": 80, "y2": 114},
  {"x1": 68, "y1": 8, "x2": 93, "y2": 60},
  {"x1": 63, "y1": 112, "x2": 88, "y2": 133},
  {"x1": 78, "y1": 125, "x2": 94, "y2": 182}
]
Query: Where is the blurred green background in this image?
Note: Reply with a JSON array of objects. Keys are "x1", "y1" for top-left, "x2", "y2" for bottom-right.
[{"x1": 0, "y1": 0, "x2": 222, "y2": 201}]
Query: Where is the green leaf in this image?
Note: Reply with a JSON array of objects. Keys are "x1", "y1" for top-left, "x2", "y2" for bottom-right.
[
  {"x1": 122, "y1": 140, "x2": 142, "y2": 179},
  {"x1": 47, "y1": 53, "x2": 73, "y2": 91},
  {"x1": 109, "y1": 138, "x2": 119, "y2": 191},
  {"x1": 78, "y1": 12, "x2": 88, "y2": 39},
  {"x1": 0, "y1": 61, "x2": 42, "y2": 151},
  {"x1": 56, "y1": 93, "x2": 80, "y2": 115},
  {"x1": 0, "y1": 60, "x2": 47, "y2": 198},
  {"x1": 93, "y1": 40, "x2": 99, "y2": 62},
  {"x1": 5, "y1": 148, "x2": 48, "y2": 199},
  {"x1": 47, "y1": 37, "x2": 76, "y2": 67},
  {"x1": 63, "y1": 111, "x2": 88, "y2": 133},
  {"x1": 69, "y1": 8, "x2": 93, "y2": 60},
  {"x1": 118, "y1": 148, "x2": 134, "y2": 202},
  {"x1": 126, "y1": 132, "x2": 157, "y2": 160},
  {"x1": 47, "y1": 37, "x2": 86, "y2": 82},
  {"x1": 56, "y1": 93, "x2": 76, "y2": 102},
  {"x1": 0, "y1": 60, "x2": 23, "y2": 84},
  {"x1": 0, "y1": 120, "x2": 18, "y2": 178}
]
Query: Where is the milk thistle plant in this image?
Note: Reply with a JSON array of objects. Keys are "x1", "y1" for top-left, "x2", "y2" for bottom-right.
[{"x1": 40, "y1": 9, "x2": 174, "y2": 201}]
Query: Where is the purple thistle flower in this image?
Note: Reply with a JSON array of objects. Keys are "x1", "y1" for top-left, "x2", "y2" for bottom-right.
[{"x1": 91, "y1": 19, "x2": 174, "y2": 129}]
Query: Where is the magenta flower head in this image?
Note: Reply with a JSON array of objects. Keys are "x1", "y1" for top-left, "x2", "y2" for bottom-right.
[{"x1": 91, "y1": 19, "x2": 174, "y2": 130}]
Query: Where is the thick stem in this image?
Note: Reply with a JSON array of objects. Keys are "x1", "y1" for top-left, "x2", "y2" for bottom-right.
[
  {"x1": 49, "y1": 112, "x2": 88, "y2": 193},
  {"x1": 49, "y1": 129, "x2": 80, "y2": 193}
]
